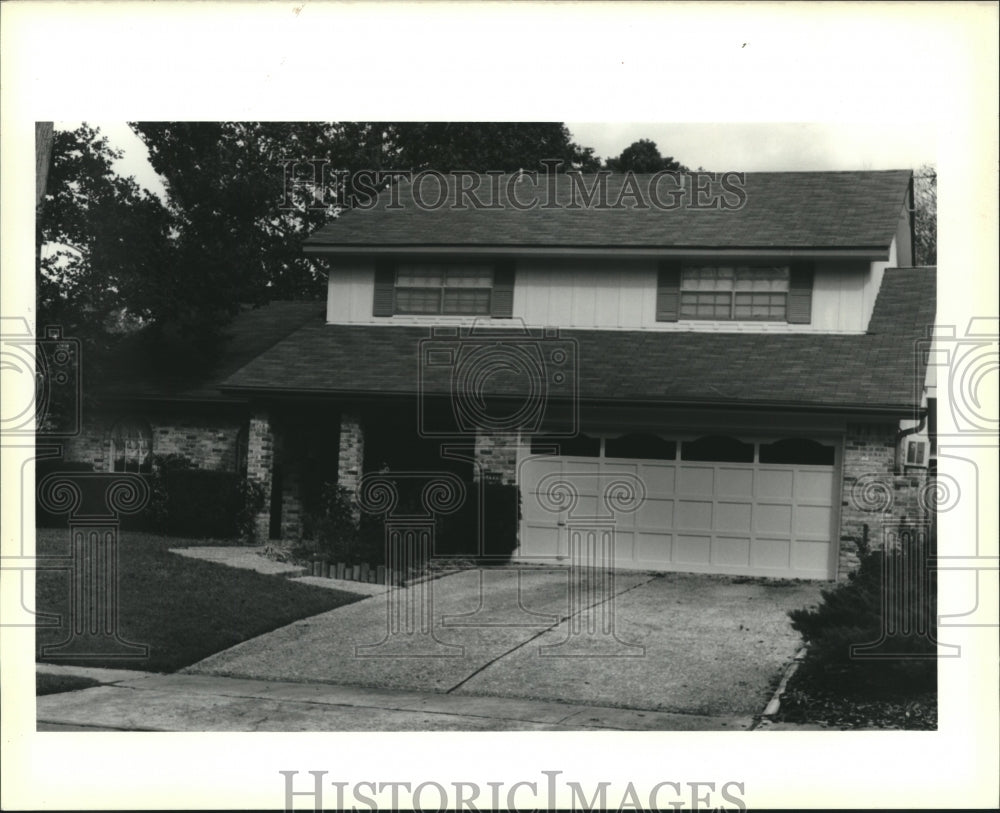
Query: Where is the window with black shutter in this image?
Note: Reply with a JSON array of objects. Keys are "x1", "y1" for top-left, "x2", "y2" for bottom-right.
[{"x1": 372, "y1": 260, "x2": 515, "y2": 317}]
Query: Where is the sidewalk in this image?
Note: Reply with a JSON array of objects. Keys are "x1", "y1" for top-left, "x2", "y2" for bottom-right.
[{"x1": 36, "y1": 666, "x2": 753, "y2": 732}]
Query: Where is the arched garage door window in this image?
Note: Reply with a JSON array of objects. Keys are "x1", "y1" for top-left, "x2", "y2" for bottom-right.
[{"x1": 110, "y1": 418, "x2": 153, "y2": 473}]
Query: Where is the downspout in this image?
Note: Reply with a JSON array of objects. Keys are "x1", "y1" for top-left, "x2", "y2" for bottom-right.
[{"x1": 895, "y1": 411, "x2": 927, "y2": 474}]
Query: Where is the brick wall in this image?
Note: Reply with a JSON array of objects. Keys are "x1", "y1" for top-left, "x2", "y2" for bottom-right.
[
  {"x1": 474, "y1": 430, "x2": 521, "y2": 485},
  {"x1": 838, "y1": 421, "x2": 931, "y2": 579},
  {"x1": 62, "y1": 410, "x2": 244, "y2": 472}
]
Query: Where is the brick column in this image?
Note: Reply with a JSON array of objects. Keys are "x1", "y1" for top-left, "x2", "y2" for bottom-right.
[
  {"x1": 337, "y1": 412, "x2": 365, "y2": 521},
  {"x1": 839, "y1": 422, "x2": 930, "y2": 580},
  {"x1": 473, "y1": 430, "x2": 520, "y2": 485},
  {"x1": 247, "y1": 410, "x2": 275, "y2": 541}
]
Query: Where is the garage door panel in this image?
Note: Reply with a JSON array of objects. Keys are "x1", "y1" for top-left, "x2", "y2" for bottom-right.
[
  {"x1": 520, "y1": 524, "x2": 561, "y2": 557},
  {"x1": 637, "y1": 531, "x2": 672, "y2": 562},
  {"x1": 751, "y1": 538, "x2": 792, "y2": 569},
  {"x1": 675, "y1": 535, "x2": 712, "y2": 565},
  {"x1": 572, "y1": 494, "x2": 601, "y2": 518},
  {"x1": 612, "y1": 530, "x2": 636, "y2": 563},
  {"x1": 716, "y1": 501, "x2": 752, "y2": 532},
  {"x1": 756, "y1": 503, "x2": 793, "y2": 535},
  {"x1": 796, "y1": 470, "x2": 834, "y2": 500},
  {"x1": 678, "y1": 466, "x2": 714, "y2": 496},
  {"x1": 677, "y1": 499, "x2": 713, "y2": 531},
  {"x1": 713, "y1": 536, "x2": 751, "y2": 567},
  {"x1": 637, "y1": 497, "x2": 674, "y2": 528},
  {"x1": 795, "y1": 505, "x2": 832, "y2": 537},
  {"x1": 523, "y1": 495, "x2": 558, "y2": 523},
  {"x1": 717, "y1": 467, "x2": 754, "y2": 498},
  {"x1": 793, "y1": 540, "x2": 831, "y2": 572},
  {"x1": 757, "y1": 469, "x2": 794, "y2": 499},
  {"x1": 634, "y1": 463, "x2": 676, "y2": 498}
]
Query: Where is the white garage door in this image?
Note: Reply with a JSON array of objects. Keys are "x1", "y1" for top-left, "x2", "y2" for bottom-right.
[{"x1": 519, "y1": 434, "x2": 837, "y2": 580}]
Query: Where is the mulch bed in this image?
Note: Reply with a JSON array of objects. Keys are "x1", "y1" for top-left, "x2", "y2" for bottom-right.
[{"x1": 775, "y1": 666, "x2": 937, "y2": 729}]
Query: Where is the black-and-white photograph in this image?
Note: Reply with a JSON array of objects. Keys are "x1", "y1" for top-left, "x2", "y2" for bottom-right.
[{"x1": 2, "y1": 3, "x2": 997, "y2": 812}]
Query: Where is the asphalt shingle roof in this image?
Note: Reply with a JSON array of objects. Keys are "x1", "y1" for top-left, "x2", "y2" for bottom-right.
[
  {"x1": 96, "y1": 301, "x2": 324, "y2": 401},
  {"x1": 304, "y1": 170, "x2": 913, "y2": 251},
  {"x1": 221, "y1": 268, "x2": 935, "y2": 412}
]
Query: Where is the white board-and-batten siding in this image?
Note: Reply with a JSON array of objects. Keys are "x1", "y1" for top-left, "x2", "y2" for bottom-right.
[{"x1": 324, "y1": 246, "x2": 898, "y2": 334}]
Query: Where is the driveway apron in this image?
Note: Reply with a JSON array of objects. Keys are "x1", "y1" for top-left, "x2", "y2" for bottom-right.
[{"x1": 186, "y1": 569, "x2": 821, "y2": 717}]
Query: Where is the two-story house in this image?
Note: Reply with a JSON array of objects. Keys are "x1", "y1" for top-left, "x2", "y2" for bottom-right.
[{"x1": 63, "y1": 170, "x2": 935, "y2": 581}]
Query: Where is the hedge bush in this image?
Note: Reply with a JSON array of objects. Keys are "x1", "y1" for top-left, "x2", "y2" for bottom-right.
[
  {"x1": 303, "y1": 479, "x2": 521, "y2": 565},
  {"x1": 437, "y1": 482, "x2": 521, "y2": 561},
  {"x1": 789, "y1": 522, "x2": 937, "y2": 695},
  {"x1": 148, "y1": 454, "x2": 265, "y2": 541}
]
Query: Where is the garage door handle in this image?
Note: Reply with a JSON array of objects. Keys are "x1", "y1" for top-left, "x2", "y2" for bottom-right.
[{"x1": 557, "y1": 520, "x2": 566, "y2": 526}]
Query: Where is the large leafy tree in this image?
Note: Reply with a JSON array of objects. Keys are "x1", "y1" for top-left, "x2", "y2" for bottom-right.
[
  {"x1": 37, "y1": 124, "x2": 175, "y2": 356},
  {"x1": 913, "y1": 164, "x2": 936, "y2": 267},
  {"x1": 605, "y1": 138, "x2": 688, "y2": 173},
  {"x1": 384, "y1": 122, "x2": 601, "y2": 173},
  {"x1": 40, "y1": 122, "x2": 603, "y2": 372}
]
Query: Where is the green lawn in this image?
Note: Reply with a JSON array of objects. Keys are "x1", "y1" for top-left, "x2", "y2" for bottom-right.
[
  {"x1": 35, "y1": 529, "x2": 364, "y2": 673},
  {"x1": 37, "y1": 672, "x2": 102, "y2": 695}
]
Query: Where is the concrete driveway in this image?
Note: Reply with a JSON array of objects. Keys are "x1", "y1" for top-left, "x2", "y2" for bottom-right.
[{"x1": 187, "y1": 567, "x2": 823, "y2": 720}]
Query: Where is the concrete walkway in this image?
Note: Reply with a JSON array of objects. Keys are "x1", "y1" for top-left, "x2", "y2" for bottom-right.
[{"x1": 36, "y1": 669, "x2": 752, "y2": 731}]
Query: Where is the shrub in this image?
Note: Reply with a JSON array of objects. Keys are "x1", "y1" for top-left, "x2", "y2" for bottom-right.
[
  {"x1": 236, "y1": 478, "x2": 267, "y2": 544},
  {"x1": 305, "y1": 483, "x2": 378, "y2": 565},
  {"x1": 437, "y1": 481, "x2": 521, "y2": 561},
  {"x1": 147, "y1": 454, "x2": 263, "y2": 540},
  {"x1": 789, "y1": 522, "x2": 937, "y2": 695},
  {"x1": 302, "y1": 478, "x2": 520, "y2": 566}
]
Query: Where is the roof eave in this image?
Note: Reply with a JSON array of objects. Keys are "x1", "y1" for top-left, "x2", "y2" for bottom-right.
[
  {"x1": 216, "y1": 384, "x2": 922, "y2": 416},
  {"x1": 303, "y1": 244, "x2": 892, "y2": 261}
]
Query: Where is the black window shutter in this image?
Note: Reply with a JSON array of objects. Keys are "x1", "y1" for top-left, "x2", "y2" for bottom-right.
[
  {"x1": 787, "y1": 263, "x2": 814, "y2": 324},
  {"x1": 372, "y1": 260, "x2": 395, "y2": 317},
  {"x1": 656, "y1": 262, "x2": 682, "y2": 322},
  {"x1": 491, "y1": 261, "x2": 515, "y2": 318}
]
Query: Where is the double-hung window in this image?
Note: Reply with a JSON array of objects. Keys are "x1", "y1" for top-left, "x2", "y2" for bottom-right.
[
  {"x1": 657, "y1": 261, "x2": 813, "y2": 324},
  {"x1": 373, "y1": 260, "x2": 515, "y2": 318},
  {"x1": 395, "y1": 264, "x2": 494, "y2": 315},
  {"x1": 679, "y1": 266, "x2": 790, "y2": 321}
]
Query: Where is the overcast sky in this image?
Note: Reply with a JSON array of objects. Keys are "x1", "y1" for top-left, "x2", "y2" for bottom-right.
[
  {"x1": 80, "y1": 121, "x2": 936, "y2": 204},
  {"x1": 567, "y1": 122, "x2": 936, "y2": 171}
]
